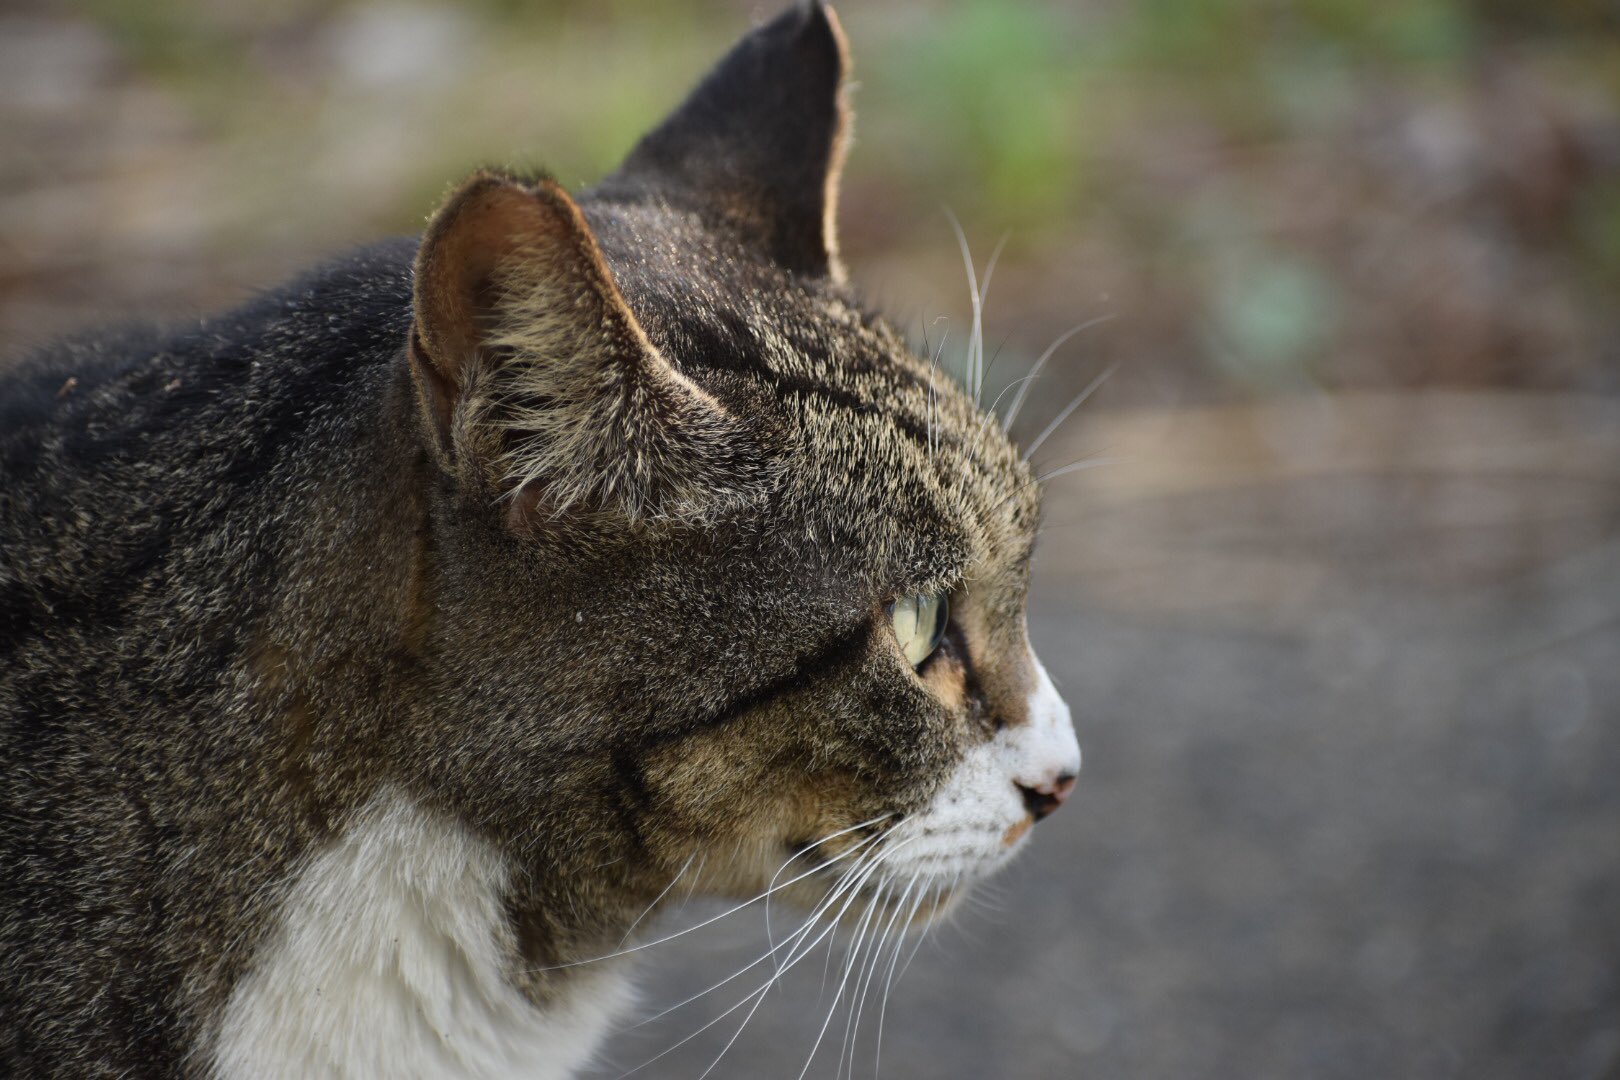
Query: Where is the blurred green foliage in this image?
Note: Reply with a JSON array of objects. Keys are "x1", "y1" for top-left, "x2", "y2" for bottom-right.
[
  {"x1": 68, "y1": 0, "x2": 1546, "y2": 219},
  {"x1": 26, "y1": 0, "x2": 1620, "y2": 393}
]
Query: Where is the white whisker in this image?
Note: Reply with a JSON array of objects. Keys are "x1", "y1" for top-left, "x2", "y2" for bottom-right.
[
  {"x1": 616, "y1": 842, "x2": 898, "y2": 1080},
  {"x1": 797, "y1": 867, "x2": 891, "y2": 1080},
  {"x1": 845, "y1": 874, "x2": 913, "y2": 1078},
  {"x1": 973, "y1": 233, "x2": 1009, "y2": 409},
  {"x1": 616, "y1": 853, "x2": 695, "y2": 949},
  {"x1": 944, "y1": 208, "x2": 984, "y2": 403},
  {"x1": 625, "y1": 832, "x2": 887, "y2": 1031},
  {"x1": 709, "y1": 843, "x2": 906, "y2": 1066},
  {"x1": 874, "y1": 873, "x2": 926, "y2": 1078},
  {"x1": 767, "y1": 813, "x2": 892, "y2": 973},
  {"x1": 837, "y1": 878, "x2": 892, "y2": 1078},
  {"x1": 979, "y1": 375, "x2": 1037, "y2": 438},
  {"x1": 691, "y1": 866, "x2": 879, "y2": 1080},
  {"x1": 898, "y1": 872, "x2": 958, "y2": 983},
  {"x1": 1003, "y1": 314, "x2": 1117, "y2": 434},
  {"x1": 1036, "y1": 454, "x2": 1127, "y2": 483},
  {"x1": 928, "y1": 328, "x2": 949, "y2": 461},
  {"x1": 1022, "y1": 361, "x2": 1120, "y2": 462},
  {"x1": 926, "y1": 312, "x2": 939, "y2": 466},
  {"x1": 541, "y1": 815, "x2": 890, "y2": 972}
]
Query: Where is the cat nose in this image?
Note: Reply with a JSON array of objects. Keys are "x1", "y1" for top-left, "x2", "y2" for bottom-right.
[{"x1": 1017, "y1": 772, "x2": 1076, "y2": 822}]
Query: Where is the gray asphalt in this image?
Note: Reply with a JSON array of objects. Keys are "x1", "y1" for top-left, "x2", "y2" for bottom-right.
[{"x1": 596, "y1": 400, "x2": 1620, "y2": 1080}]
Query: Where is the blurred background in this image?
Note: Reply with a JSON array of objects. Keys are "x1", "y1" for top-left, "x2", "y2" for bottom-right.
[{"x1": 3, "y1": 0, "x2": 1618, "y2": 1077}]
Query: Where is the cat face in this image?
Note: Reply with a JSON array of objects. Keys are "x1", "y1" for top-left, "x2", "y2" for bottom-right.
[{"x1": 406, "y1": 2, "x2": 1076, "y2": 945}]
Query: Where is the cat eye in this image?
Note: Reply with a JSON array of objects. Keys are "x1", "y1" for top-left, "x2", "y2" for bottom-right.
[{"x1": 889, "y1": 593, "x2": 949, "y2": 668}]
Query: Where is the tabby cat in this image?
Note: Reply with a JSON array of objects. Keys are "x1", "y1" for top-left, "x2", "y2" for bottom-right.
[{"x1": 0, "y1": 3, "x2": 1079, "y2": 1077}]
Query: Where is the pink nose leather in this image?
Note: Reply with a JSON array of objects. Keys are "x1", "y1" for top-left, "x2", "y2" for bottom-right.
[{"x1": 1018, "y1": 772, "x2": 1077, "y2": 822}]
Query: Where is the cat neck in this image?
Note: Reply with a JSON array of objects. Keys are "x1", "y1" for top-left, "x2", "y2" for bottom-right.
[{"x1": 208, "y1": 788, "x2": 638, "y2": 1079}]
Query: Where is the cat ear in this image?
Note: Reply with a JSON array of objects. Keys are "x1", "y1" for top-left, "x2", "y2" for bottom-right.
[
  {"x1": 409, "y1": 171, "x2": 765, "y2": 527},
  {"x1": 593, "y1": 1, "x2": 851, "y2": 282}
]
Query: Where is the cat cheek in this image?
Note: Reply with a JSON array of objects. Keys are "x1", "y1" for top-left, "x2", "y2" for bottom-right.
[{"x1": 918, "y1": 653, "x2": 970, "y2": 713}]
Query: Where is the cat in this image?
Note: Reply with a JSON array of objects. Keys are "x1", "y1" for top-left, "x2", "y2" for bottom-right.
[{"x1": 0, "y1": 2, "x2": 1079, "y2": 1077}]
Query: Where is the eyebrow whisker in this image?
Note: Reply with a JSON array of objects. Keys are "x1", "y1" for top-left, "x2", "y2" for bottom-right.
[
  {"x1": 1003, "y1": 313, "x2": 1116, "y2": 435},
  {"x1": 1022, "y1": 360, "x2": 1119, "y2": 462}
]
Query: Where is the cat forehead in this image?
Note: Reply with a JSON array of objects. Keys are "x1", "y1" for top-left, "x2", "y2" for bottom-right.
[{"x1": 583, "y1": 200, "x2": 1040, "y2": 585}]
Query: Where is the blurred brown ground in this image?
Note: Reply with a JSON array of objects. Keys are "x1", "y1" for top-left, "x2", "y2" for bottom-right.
[{"x1": 3, "y1": 1, "x2": 1618, "y2": 1077}]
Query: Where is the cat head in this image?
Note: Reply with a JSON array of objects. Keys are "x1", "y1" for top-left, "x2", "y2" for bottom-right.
[{"x1": 403, "y1": 2, "x2": 1077, "y2": 948}]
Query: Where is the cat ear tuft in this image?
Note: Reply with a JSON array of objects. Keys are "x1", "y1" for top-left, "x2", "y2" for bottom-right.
[
  {"x1": 593, "y1": 1, "x2": 852, "y2": 281},
  {"x1": 409, "y1": 171, "x2": 768, "y2": 527}
]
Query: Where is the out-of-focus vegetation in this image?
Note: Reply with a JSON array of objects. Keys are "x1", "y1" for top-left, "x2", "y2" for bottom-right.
[{"x1": 3, "y1": 0, "x2": 1618, "y2": 400}]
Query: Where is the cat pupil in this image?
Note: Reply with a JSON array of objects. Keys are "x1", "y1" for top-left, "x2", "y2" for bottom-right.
[{"x1": 890, "y1": 593, "x2": 949, "y2": 667}]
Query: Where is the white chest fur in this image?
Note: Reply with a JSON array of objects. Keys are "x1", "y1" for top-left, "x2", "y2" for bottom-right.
[{"x1": 209, "y1": 793, "x2": 631, "y2": 1080}]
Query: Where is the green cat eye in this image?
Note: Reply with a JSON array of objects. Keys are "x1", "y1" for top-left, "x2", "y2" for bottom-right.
[{"x1": 889, "y1": 593, "x2": 949, "y2": 668}]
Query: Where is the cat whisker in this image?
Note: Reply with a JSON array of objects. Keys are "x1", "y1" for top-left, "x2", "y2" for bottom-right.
[
  {"x1": 977, "y1": 374, "x2": 1040, "y2": 442},
  {"x1": 708, "y1": 841, "x2": 918, "y2": 1080},
  {"x1": 836, "y1": 878, "x2": 888, "y2": 1080},
  {"x1": 616, "y1": 956, "x2": 782, "y2": 1078},
  {"x1": 896, "y1": 871, "x2": 958, "y2": 983},
  {"x1": 965, "y1": 877, "x2": 1009, "y2": 913},
  {"x1": 981, "y1": 337, "x2": 1012, "y2": 402},
  {"x1": 707, "y1": 860, "x2": 890, "y2": 1076},
  {"x1": 844, "y1": 872, "x2": 915, "y2": 1078},
  {"x1": 918, "y1": 311, "x2": 933, "y2": 464},
  {"x1": 767, "y1": 812, "x2": 893, "y2": 973},
  {"x1": 628, "y1": 832, "x2": 889, "y2": 1031},
  {"x1": 943, "y1": 208, "x2": 982, "y2": 404},
  {"x1": 770, "y1": 839, "x2": 901, "y2": 981},
  {"x1": 1002, "y1": 313, "x2": 1117, "y2": 435},
  {"x1": 616, "y1": 869, "x2": 865, "y2": 1077},
  {"x1": 927, "y1": 328, "x2": 950, "y2": 462},
  {"x1": 943, "y1": 212, "x2": 1006, "y2": 407},
  {"x1": 681, "y1": 852, "x2": 708, "y2": 905},
  {"x1": 617, "y1": 852, "x2": 696, "y2": 948},
  {"x1": 684, "y1": 866, "x2": 880, "y2": 1080},
  {"x1": 797, "y1": 869, "x2": 892, "y2": 1080},
  {"x1": 874, "y1": 873, "x2": 927, "y2": 1078},
  {"x1": 818, "y1": 907, "x2": 838, "y2": 1003},
  {"x1": 835, "y1": 884, "x2": 882, "y2": 1078},
  {"x1": 623, "y1": 839, "x2": 905, "y2": 1080},
  {"x1": 1036, "y1": 454, "x2": 1127, "y2": 484},
  {"x1": 1021, "y1": 360, "x2": 1120, "y2": 462},
  {"x1": 622, "y1": 880, "x2": 835, "y2": 1036},
  {"x1": 540, "y1": 816, "x2": 890, "y2": 972},
  {"x1": 974, "y1": 238, "x2": 1009, "y2": 407},
  {"x1": 980, "y1": 234, "x2": 1009, "y2": 306}
]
